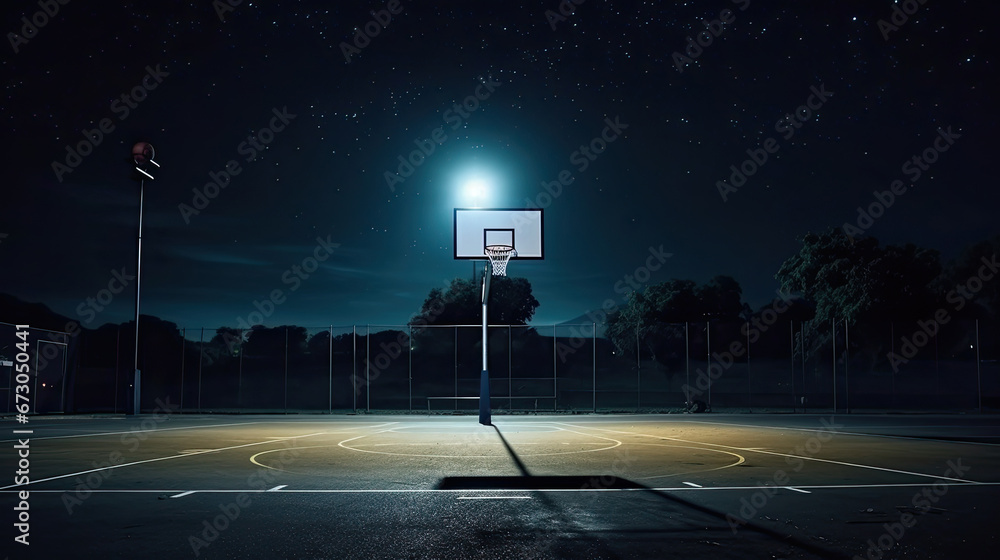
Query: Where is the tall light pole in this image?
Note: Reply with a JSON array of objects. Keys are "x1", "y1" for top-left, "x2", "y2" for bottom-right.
[{"x1": 130, "y1": 142, "x2": 158, "y2": 416}]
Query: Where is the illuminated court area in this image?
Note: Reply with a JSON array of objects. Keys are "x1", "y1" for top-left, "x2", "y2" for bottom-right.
[{"x1": 2, "y1": 414, "x2": 998, "y2": 559}]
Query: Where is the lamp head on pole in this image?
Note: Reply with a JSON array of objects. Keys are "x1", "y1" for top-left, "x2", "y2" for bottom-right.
[{"x1": 131, "y1": 141, "x2": 159, "y2": 180}]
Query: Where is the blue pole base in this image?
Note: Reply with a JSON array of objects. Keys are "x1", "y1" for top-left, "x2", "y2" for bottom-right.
[{"x1": 479, "y1": 369, "x2": 491, "y2": 425}]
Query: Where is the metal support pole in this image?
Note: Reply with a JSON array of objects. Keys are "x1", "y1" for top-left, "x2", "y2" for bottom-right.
[
  {"x1": 593, "y1": 322, "x2": 597, "y2": 413},
  {"x1": 130, "y1": 177, "x2": 145, "y2": 416},
  {"x1": 509, "y1": 325, "x2": 512, "y2": 411},
  {"x1": 480, "y1": 274, "x2": 491, "y2": 425}
]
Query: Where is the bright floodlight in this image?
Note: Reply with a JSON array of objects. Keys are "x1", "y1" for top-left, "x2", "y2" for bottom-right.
[{"x1": 464, "y1": 177, "x2": 489, "y2": 206}]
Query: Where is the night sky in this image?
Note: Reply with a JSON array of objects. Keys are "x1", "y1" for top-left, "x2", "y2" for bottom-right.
[{"x1": 1, "y1": 0, "x2": 997, "y2": 331}]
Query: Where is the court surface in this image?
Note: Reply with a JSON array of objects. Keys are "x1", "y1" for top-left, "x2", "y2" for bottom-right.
[{"x1": 1, "y1": 413, "x2": 998, "y2": 559}]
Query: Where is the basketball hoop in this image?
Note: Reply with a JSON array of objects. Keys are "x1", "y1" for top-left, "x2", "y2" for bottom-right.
[{"x1": 485, "y1": 244, "x2": 516, "y2": 276}]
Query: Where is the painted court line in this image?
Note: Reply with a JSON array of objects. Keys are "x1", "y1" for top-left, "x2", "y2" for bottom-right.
[
  {"x1": 0, "y1": 420, "x2": 273, "y2": 443},
  {"x1": 680, "y1": 419, "x2": 1000, "y2": 447},
  {"x1": 457, "y1": 496, "x2": 533, "y2": 500},
  {"x1": 555, "y1": 422, "x2": 982, "y2": 484},
  {"x1": 5, "y1": 481, "x2": 999, "y2": 495},
  {"x1": 0, "y1": 432, "x2": 328, "y2": 491}
]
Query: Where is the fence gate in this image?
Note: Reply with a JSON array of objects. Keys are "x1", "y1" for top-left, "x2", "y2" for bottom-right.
[{"x1": 34, "y1": 340, "x2": 68, "y2": 414}]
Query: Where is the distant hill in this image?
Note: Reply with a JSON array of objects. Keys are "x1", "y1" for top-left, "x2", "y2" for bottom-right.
[{"x1": 0, "y1": 293, "x2": 77, "y2": 332}]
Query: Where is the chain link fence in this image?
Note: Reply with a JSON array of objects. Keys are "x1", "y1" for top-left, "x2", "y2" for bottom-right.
[{"x1": 3, "y1": 319, "x2": 998, "y2": 414}]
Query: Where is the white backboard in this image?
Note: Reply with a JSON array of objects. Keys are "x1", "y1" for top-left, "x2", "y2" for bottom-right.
[{"x1": 454, "y1": 208, "x2": 544, "y2": 260}]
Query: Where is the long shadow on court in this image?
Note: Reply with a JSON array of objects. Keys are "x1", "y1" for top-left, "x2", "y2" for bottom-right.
[{"x1": 434, "y1": 424, "x2": 847, "y2": 560}]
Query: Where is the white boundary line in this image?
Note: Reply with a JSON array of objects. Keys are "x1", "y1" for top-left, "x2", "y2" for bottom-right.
[
  {"x1": 679, "y1": 419, "x2": 1000, "y2": 447},
  {"x1": 4, "y1": 481, "x2": 999, "y2": 495},
  {"x1": 0, "y1": 421, "x2": 398, "y2": 444},
  {"x1": 554, "y1": 422, "x2": 983, "y2": 484},
  {"x1": 0, "y1": 432, "x2": 327, "y2": 491}
]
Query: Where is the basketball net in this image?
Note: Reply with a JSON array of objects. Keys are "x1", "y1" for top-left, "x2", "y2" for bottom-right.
[{"x1": 485, "y1": 245, "x2": 516, "y2": 276}]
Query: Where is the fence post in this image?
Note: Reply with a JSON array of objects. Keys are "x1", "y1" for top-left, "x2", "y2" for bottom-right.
[
  {"x1": 845, "y1": 319, "x2": 850, "y2": 414},
  {"x1": 747, "y1": 320, "x2": 752, "y2": 412},
  {"x1": 685, "y1": 322, "x2": 690, "y2": 406},
  {"x1": 352, "y1": 326, "x2": 356, "y2": 411},
  {"x1": 329, "y1": 326, "x2": 334, "y2": 413},
  {"x1": 180, "y1": 328, "x2": 186, "y2": 411},
  {"x1": 198, "y1": 327, "x2": 204, "y2": 413},
  {"x1": 832, "y1": 318, "x2": 837, "y2": 414},
  {"x1": 977, "y1": 319, "x2": 982, "y2": 414},
  {"x1": 706, "y1": 321, "x2": 711, "y2": 409},
  {"x1": 114, "y1": 326, "x2": 121, "y2": 414},
  {"x1": 238, "y1": 328, "x2": 244, "y2": 408},
  {"x1": 553, "y1": 324, "x2": 558, "y2": 411},
  {"x1": 593, "y1": 322, "x2": 597, "y2": 413},
  {"x1": 409, "y1": 324, "x2": 413, "y2": 412},
  {"x1": 636, "y1": 325, "x2": 641, "y2": 411},
  {"x1": 509, "y1": 325, "x2": 513, "y2": 412},
  {"x1": 890, "y1": 322, "x2": 895, "y2": 411},
  {"x1": 284, "y1": 326, "x2": 289, "y2": 413},
  {"x1": 790, "y1": 321, "x2": 795, "y2": 413},
  {"x1": 366, "y1": 325, "x2": 370, "y2": 412}
]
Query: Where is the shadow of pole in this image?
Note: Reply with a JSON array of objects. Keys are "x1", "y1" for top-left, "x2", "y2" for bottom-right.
[{"x1": 491, "y1": 424, "x2": 531, "y2": 477}]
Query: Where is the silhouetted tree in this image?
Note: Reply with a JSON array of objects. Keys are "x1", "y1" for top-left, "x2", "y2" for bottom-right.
[
  {"x1": 410, "y1": 276, "x2": 540, "y2": 327},
  {"x1": 775, "y1": 229, "x2": 940, "y2": 325},
  {"x1": 605, "y1": 276, "x2": 745, "y2": 367}
]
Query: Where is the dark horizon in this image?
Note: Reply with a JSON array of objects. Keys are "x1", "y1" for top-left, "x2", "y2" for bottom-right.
[{"x1": 2, "y1": 1, "x2": 997, "y2": 335}]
